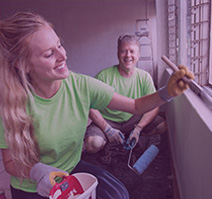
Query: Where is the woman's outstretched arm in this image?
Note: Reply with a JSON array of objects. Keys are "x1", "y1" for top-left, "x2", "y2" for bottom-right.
[{"x1": 108, "y1": 65, "x2": 194, "y2": 115}]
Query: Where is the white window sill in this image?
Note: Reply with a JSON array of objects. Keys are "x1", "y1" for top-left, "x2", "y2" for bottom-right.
[
  {"x1": 165, "y1": 68, "x2": 212, "y2": 131},
  {"x1": 203, "y1": 86, "x2": 212, "y2": 97},
  {"x1": 183, "y1": 88, "x2": 212, "y2": 130}
]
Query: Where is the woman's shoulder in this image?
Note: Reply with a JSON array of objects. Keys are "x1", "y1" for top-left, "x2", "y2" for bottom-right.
[
  {"x1": 96, "y1": 65, "x2": 117, "y2": 75},
  {"x1": 65, "y1": 71, "x2": 99, "y2": 88},
  {"x1": 66, "y1": 71, "x2": 88, "y2": 82}
]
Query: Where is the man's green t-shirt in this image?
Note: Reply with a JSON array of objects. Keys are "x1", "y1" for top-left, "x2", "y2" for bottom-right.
[
  {"x1": 0, "y1": 72, "x2": 114, "y2": 193},
  {"x1": 95, "y1": 65, "x2": 156, "y2": 122}
]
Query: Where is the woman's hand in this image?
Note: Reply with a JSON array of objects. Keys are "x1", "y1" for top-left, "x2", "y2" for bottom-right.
[
  {"x1": 168, "y1": 65, "x2": 194, "y2": 97},
  {"x1": 158, "y1": 65, "x2": 194, "y2": 102},
  {"x1": 30, "y1": 162, "x2": 69, "y2": 197}
]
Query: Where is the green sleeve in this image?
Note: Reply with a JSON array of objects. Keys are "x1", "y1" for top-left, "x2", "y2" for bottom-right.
[{"x1": 87, "y1": 76, "x2": 114, "y2": 110}]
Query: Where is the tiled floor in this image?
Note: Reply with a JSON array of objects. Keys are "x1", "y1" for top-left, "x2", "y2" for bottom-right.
[{"x1": 0, "y1": 152, "x2": 12, "y2": 199}]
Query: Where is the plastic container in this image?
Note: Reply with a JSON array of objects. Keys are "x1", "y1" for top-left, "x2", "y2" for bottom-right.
[
  {"x1": 49, "y1": 172, "x2": 98, "y2": 199},
  {"x1": 71, "y1": 173, "x2": 98, "y2": 199}
]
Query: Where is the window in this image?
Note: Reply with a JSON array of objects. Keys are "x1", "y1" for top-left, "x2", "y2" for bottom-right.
[
  {"x1": 168, "y1": 0, "x2": 212, "y2": 101},
  {"x1": 168, "y1": 0, "x2": 179, "y2": 65},
  {"x1": 168, "y1": 0, "x2": 211, "y2": 87},
  {"x1": 209, "y1": 1, "x2": 212, "y2": 86},
  {"x1": 188, "y1": 0, "x2": 211, "y2": 86}
]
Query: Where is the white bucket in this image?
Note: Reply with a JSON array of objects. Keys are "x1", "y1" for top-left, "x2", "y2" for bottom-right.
[
  {"x1": 49, "y1": 172, "x2": 98, "y2": 199},
  {"x1": 70, "y1": 173, "x2": 98, "y2": 199}
]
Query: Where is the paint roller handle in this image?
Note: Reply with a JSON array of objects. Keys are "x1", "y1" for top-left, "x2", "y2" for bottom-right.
[{"x1": 161, "y1": 56, "x2": 201, "y2": 91}]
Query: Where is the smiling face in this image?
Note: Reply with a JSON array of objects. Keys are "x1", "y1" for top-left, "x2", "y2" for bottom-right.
[
  {"x1": 117, "y1": 41, "x2": 140, "y2": 76},
  {"x1": 27, "y1": 25, "x2": 69, "y2": 94}
]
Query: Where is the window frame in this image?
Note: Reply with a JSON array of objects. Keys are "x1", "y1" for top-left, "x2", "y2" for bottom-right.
[
  {"x1": 188, "y1": 0, "x2": 210, "y2": 86},
  {"x1": 209, "y1": 1, "x2": 212, "y2": 86}
]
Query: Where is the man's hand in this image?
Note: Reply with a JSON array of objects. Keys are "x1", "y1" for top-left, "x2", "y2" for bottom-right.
[
  {"x1": 30, "y1": 162, "x2": 68, "y2": 197},
  {"x1": 129, "y1": 126, "x2": 141, "y2": 147},
  {"x1": 124, "y1": 126, "x2": 142, "y2": 150},
  {"x1": 104, "y1": 124, "x2": 125, "y2": 144}
]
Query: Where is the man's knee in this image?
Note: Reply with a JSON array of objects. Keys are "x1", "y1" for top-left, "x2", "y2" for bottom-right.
[{"x1": 84, "y1": 136, "x2": 106, "y2": 153}]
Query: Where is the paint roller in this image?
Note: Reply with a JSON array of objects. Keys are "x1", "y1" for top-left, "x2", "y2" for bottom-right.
[
  {"x1": 127, "y1": 144, "x2": 159, "y2": 175},
  {"x1": 161, "y1": 55, "x2": 212, "y2": 111},
  {"x1": 122, "y1": 136, "x2": 159, "y2": 175}
]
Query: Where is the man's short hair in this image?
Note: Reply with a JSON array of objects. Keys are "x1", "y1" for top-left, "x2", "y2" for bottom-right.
[{"x1": 117, "y1": 35, "x2": 140, "y2": 51}]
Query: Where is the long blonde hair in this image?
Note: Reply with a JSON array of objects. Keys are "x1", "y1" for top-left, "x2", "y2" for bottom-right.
[{"x1": 0, "y1": 12, "x2": 52, "y2": 176}]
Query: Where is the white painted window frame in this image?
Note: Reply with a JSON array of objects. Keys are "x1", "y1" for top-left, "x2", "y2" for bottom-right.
[
  {"x1": 209, "y1": 1, "x2": 212, "y2": 85},
  {"x1": 188, "y1": 0, "x2": 210, "y2": 86}
]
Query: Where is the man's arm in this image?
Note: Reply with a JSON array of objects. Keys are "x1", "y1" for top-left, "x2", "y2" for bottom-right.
[
  {"x1": 89, "y1": 109, "x2": 124, "y2": 144},
  {"x1": 89, "y1": 109, "x2": 107, "y2": 131},
  {"x1": 135, "y1": 107, "x2": 159, "y2": 130},
  {"x1": 127, "y1": 107, "x2": 159, "y2": 148}
]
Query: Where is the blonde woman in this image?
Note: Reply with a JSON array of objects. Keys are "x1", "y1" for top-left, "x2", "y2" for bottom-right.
[{"x1": 0, "y1": 12, "x2": 194, "y2": 199}]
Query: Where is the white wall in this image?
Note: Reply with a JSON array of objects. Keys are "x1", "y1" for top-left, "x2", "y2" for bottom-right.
[
  {"x1": 155, "y1": 0, "x2": 168, "y2": 87},
  {"x1": 164, "y1": 70, "x2": 212, "y2": 199},
  {"x1": 0, "y1": 0, "x2": 157, "y2": 78},
  {"x1": 2, "y1": 2, "x2": 212, "y2": 199}
]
